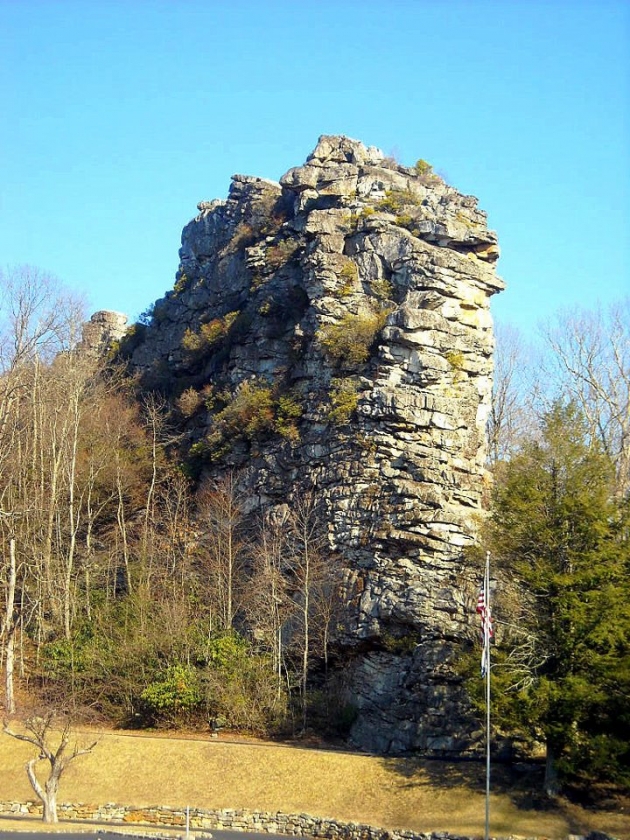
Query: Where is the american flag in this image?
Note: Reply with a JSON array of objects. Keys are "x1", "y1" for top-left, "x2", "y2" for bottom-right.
[
  {"x1": 477, "y1": 582, "x2": 493, "y2": 676},
  {"x1": 476, "y1": 584, "x2": 493, "y2": 637}
]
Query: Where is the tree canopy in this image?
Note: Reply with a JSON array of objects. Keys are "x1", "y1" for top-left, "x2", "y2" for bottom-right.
[{"x1": 480, "y1": 402, "x2": 630, "y2": 791}]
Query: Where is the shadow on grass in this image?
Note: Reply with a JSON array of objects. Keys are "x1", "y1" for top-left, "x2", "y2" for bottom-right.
[
  {"x1": 379, "y1": 755, "x2": 630, "y2": 836},
  {"x1": 381, "y1": 756, "x2": 565, "y2": 812}
]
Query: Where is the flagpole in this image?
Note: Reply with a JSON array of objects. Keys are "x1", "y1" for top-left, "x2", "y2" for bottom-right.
[{"x1": 485, "y1": 550, "x2": 491, "y2": 840}]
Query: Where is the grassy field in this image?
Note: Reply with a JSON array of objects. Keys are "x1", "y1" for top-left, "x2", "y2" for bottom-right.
[{"x1": 0, "y1": 728, "x2": 628, "y2": 839}]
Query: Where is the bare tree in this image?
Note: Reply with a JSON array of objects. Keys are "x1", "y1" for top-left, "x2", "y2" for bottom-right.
[
  {"x1": 543, "y1": 298, "x2": 630, "y2": 495},
  {"x1": 3, "y1": 711, "x2": 97, "y2": 822},
  {"x1": 487, "y1": 322, "x2": 539, "y2": 464},
  {"x1": 0, "y1": 266, "x2": 87, "y2": 700},
  {"x1": 246, "y1": 494, "x2": 344, "y2": 727},
  {"x1": 247, "y1": 507, "x2": 293, "y2": 700},
  {"x1": 196, "y1": 473, "x2": 247, "y2": 631},
  {"x1": 0, "y1": 266, "x2": 84, "y2": 489},
  {"x1": 0, "y1": 535, "x2": 17, "y2": 713},
  {"x1": 286, "y1": 492, "x2": 331, "y2": 724}
]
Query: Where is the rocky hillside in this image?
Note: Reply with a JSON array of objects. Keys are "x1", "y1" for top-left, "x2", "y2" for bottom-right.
[{"x1": 121, "y1": 135, "x2": 504, "y2": 754}]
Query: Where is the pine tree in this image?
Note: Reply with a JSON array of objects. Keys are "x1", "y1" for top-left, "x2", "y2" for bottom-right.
[{"x1": 484, "y1": 402, "x2": 630, "y2": 793}]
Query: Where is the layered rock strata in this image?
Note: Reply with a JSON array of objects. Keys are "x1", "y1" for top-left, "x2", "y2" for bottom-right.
[{"x1": 126, "y1": 135, "x2": 504, "y2": 753}]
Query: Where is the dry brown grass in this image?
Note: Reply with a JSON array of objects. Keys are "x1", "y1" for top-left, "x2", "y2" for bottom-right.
[{"x1": 0, "y1": 728, "x2": 628, "y2": 839}]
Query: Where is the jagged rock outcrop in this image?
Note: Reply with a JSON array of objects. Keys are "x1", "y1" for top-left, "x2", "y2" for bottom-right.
[
  {"x1": 80, "y1": 310, "x2": 128, "y2": 356},
  {"x1": 124, "y1": 135, "x2": 504, "y2": 754}
]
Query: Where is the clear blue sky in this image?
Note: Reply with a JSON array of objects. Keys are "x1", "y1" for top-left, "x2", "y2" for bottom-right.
[{"x1": 1, "y1": 0, "x2": 628, "y2": 334}]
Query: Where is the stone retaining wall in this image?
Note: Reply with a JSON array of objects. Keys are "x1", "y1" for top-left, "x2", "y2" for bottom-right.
[
  {"x1": 0, "y1": 800, "x2": 524, "y2": 840},
  {"x1": 0, "y1": 800, "x2": 617, "y2": 840}
]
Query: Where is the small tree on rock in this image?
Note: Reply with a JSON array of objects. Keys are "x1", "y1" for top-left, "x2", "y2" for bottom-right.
[{"x1": 3, "y1": 711, "x2": 97, "y2": 822}]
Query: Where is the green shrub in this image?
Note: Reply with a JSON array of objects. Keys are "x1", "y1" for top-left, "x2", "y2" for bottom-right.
[
  {"x1": 317, "y1": 307, "x2": 391, "y2": 366},
  {"x1": 223, "y1": 381, "x2": 274, "y2": 440},
  {"x1": 40, "y1": 634, "x2": 91, "y2": 680},
  {"x1": 203, "y1": 380, "x2": 275, "y2": 458},
  {"x1": 176, "y1": 387, "x2": 203, "y2": 417},
  {"x1": 328, "y1": 378, "x2": 360, "y2": 423},
  {"x1": 275, "y1": 392, "x2": 303, "y2": 441},
  {"x1": 336, "y1": 261, "x2": 358, "y2": 297},
  {"x1": 341, "y1": 212, "x2": 359, "y2": 233},
  {"x1": 376, "y1": 189, "x2": 417, "y2": 214},
  {"x1": 201, "y1": 383, "x2": 217, "y2": 410},
  {"x1": 455, "y1": 210, "x2": 479, "y2": 230},
  {"x1": 181, "y1": 311, "x2": 240, "y2": 357},
  {"x1": 340, "y1": 261, "x2": 358, "y2": 280},
  {"x1": 356, "y1": 433, "x2": 377, "y2": 454},
  {"x1": 370, "y1": 278, "x2": 394, "y2": 301},
  {"x1": 140, "y1": 664, "x2": 201, "y2": 724},
  {"x1": 204, "y1": 631, "x2": 250, "y2": 674},
  {"x1": 250, "y1": 271, "x2": 268, "y2": 291},
  {"x1": 375, "y1": 190, "x2": 427, "y2": 237},
  {"x1": 256, "y1": 288, "x2": 307, "y2": 325},
  {"x1": 138, "y1": 305, "x2": 155, "y2": 326},
  {"x1": 414, "y1": 158, "x2": 433, "y2": 176},
  {"x1": 201, "y1": 632, "x2": 284, "y2": 732},
  {"x1": 189, "y1": 441, "x2": 208, "y2": 459},
  {"x1": 151, "y1": 300, "x2": 169, "y2": 326},
  {"x1": 201, "y1": 311, "x2": 239, "y2": 343},
  {"x1": 382, "y1": 632, "x2": 419, "y2": 655},
  {"x1": 182, "y1": 440, "x2": 209, "y2": 478},
  {"x1": 445, "y1": 350, "x2": 466, "y2": 386},
  {"x1": 227, "y1": 193, "x2": 289, "y2": 253},
  {"x1": 445, "y1": 350, "x2": 465, "y2": 371},
  {"x1": 258, "y1": 210, "x2": 289, "y2": 237},
  {"x1": 394, "y1": 213, "x2": 416, "y2": 231},
  {"x1": 196, "y1": 381, "x2": 304, "y2": 460},
  {"x1": 181, "y1": 328, "x2": 203, "y2": 354},
  {"x1": 173, "y1": 271, "x2": 189, "y2": 294},
  {"x1": 335, "y1": 702, "x2": 359, "y2": 735}
]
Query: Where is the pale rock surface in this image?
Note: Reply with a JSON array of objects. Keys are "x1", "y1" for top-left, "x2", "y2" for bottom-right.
[{"x1": 80, "y1": 310, "x2": 128, "y2": 356}]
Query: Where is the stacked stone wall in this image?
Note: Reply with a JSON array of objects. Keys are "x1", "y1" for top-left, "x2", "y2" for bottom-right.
[{"x1": 0, "y1": 800, "x2": 617, "y2": 840}]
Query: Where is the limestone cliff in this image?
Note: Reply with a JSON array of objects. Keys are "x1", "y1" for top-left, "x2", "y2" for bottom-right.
[{"x1": 124, "y1": 135, "x2": 504, "y2": 754}]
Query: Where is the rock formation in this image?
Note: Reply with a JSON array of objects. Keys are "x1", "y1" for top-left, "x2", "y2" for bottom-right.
[
  {"x1": 124, "y1": 135, "x2": 504, "y2": 754},
  {"x1": 80, "y1": 310, "x2": 128, "y2": 356}
]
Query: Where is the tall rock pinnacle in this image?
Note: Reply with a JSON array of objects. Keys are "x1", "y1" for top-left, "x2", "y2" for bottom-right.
[{"x1": 125, "y1": 135, "x2": 504, "y2": 753}]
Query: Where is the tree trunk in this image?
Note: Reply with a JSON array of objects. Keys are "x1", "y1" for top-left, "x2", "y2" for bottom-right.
[
  {"x1": 3, "y1": 537, "x2": 17, "y2": 714},
  {"x1": 26, "y1": 758, "x2": 58, "y2": 823},
  {"x1": 43, "y1": 769, "x2": 62, "y2": 823},
  {"x1": 42, "y1": 791, "x2": 58, "y2": 824},
  {"x1": 5, "y1": 629, "x2": 15, "y2": 715},
  {"x1": 301, "y1": 547, "x2": 310, "y2": 728},
  {"x1": 544, "y1": 741, "x2": 560, "y2": 797},
  {"x1": 116, "y1": 468, "x2": 132, "y2": 595}
]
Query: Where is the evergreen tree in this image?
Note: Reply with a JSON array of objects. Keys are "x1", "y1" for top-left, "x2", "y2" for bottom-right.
[{"x1": 483, "y1": 402, "x2": 630, "y2": 793}]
